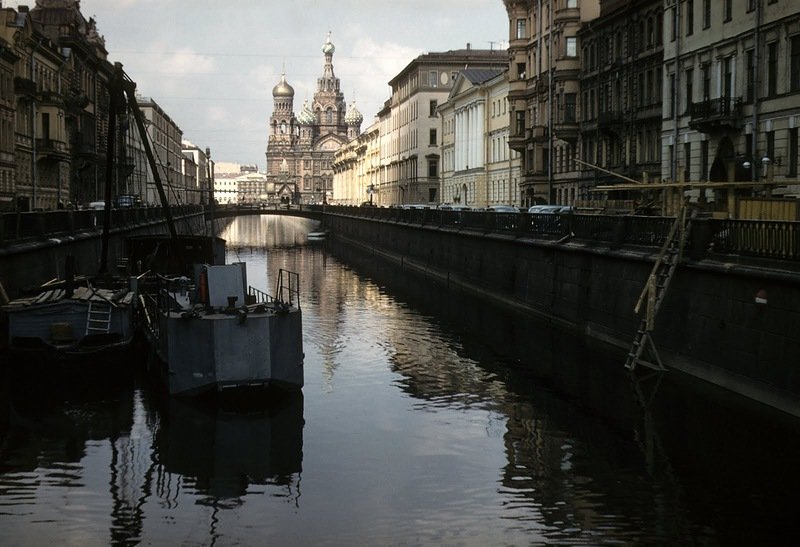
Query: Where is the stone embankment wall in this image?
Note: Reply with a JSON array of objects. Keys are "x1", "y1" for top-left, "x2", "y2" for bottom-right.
[
  {"x1": 325, "y1": 212, "x2": 800, "y2": 417},
  {"x1": 0, "y1": 211, "x2": 229, "y2": 297}
]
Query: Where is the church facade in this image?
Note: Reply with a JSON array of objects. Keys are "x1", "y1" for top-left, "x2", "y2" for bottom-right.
[{"x1": 265, "y1": 33, "x2": 362, "y2": 204}]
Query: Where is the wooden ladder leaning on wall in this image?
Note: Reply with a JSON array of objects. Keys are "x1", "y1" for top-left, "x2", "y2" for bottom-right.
[{"x1": 624, "y1": 204, "x2": 691, "y2": 372}]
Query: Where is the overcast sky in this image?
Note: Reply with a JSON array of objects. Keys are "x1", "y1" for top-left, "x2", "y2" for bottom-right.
[{"x1": 13, "y1": 0, "x2": 509, "y2": 168}]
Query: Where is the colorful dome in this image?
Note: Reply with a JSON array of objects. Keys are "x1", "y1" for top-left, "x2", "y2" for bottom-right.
[
  {"x1": 345, "y1": 101, "x2": 363, "y2": 125},
  {"x1": 298, "y1": 100, "x2": 315, "y2": 125},
  {"x1": 272, "y1": 72, "x2": 294, "y2": 98}
]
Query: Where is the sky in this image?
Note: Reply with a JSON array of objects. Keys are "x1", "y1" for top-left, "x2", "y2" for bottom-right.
[{"x1": 11, "y1": 0, "x2": 509, "y2": 168}]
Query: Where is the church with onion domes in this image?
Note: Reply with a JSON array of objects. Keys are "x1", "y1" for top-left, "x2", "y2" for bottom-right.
[{"x1": 266, "y1": 32, "x2": 362, "y2": 204}]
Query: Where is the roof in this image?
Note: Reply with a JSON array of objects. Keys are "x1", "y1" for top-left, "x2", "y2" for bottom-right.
[{"x1": 461, "y1": 67, "x2": 505, "y2": 85}]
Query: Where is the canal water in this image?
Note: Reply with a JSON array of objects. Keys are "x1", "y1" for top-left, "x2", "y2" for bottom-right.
[{"x1": 2, "y1": 215, "x2": 800, "y2": 546}]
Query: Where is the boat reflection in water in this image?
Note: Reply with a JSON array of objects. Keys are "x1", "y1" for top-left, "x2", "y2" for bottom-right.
[{"x1": 155, "y1": 393, "x2": 304, "y2": 505}]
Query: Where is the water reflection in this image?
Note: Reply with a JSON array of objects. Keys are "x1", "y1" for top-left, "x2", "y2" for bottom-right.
[
  {"x1": 324, "y1": 234, "x2": 800, "y2": 545},
  {"x1": 154, "y1": 394, "x2": 304, "y2": 506},
  {"x1": 2, "y1": 215, "x2": 800, "y2": 544}
]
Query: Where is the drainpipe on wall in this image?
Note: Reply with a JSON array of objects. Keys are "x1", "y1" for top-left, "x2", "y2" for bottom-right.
[
  {"x1": 56, "y1": 48, "x2": 69, "y2": 208},
  {"x1": 672, "y1": 1, "x2": 681, "y2": 186},
  {"x1": 547, "y1": 0, "x2": 554, "y2": 204},
  {"x1": 29, "y1": 38, "x2": 42, "y2": 210}
]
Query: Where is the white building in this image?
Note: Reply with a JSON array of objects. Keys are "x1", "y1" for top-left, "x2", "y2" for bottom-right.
[
  {"x1": 380, "y1": 46, "x2": 508, "y2": 206},
  {"x1": 332, "y1": 120, "x2": 380, "y2": 205},
  {"x1": 439, "y1": 68, "x2": 521, "y2": 208}
]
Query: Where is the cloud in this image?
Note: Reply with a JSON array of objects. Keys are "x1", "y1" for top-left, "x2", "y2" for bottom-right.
[{"x1": 160, "y1": 48, "x2": 216, "y2": 76}]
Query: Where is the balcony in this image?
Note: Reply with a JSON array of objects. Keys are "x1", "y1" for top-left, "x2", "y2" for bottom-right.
[
  {"x1": 14, "y1": 76, "x2": 35, "y2": 98},
  {"x1": 508, "y1": 127, "x2": 529, "y2": 152},
  {"x1": 597, "y1": 110, "x2": 622, "y2": 134},
  {"x1": 554, "y1": 121, "x2": 579, "y2": 142},
  {"x1": 689, "y1": 97, "x2": 743, "y2": 132},
  {"x1": 72, "y1": 141, "x2": 97, "y2": 158},
  {"x1": 530, "y1": 125, "x2": 549, "y2": 142},
  {"x1": 35, "y1": 138, "x2": 69, "y2": 160}
]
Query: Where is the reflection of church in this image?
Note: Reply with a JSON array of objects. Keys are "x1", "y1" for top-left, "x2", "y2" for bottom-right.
[{"x1": 266, "y1": 33, "x2": 363, "y2": 204}]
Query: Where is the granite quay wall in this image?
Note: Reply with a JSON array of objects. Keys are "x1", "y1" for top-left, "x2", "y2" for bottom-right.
[
  {"x1": 0, "y1": 206, "x2": 228, "y2": 297},
  {"x1": 323, "y1": 207, "x2": 800, "y2": 418}
]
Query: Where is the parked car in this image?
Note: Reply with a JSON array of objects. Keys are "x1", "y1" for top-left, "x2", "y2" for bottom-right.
[
  {"x1": 487, "y1": 204, "x2": 520, "y2": 213},
  {"x1": 88, "y1": 201, "x2": 106, "y2": 210},
  {"x1": 528, "y1": 205, "x2": 564, "y2": 214},
  {"x1": 401, "y1": 204, "x2": 432, "y2": 210}
]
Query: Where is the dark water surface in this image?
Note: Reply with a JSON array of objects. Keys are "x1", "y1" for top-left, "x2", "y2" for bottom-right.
[{"x1": 2, "y1": 215, "x2": 800, "y2": 546}]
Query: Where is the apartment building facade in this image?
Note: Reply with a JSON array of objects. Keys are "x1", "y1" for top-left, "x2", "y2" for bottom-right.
[
  {"x1": 505, "y1": 0, "x2": 600, "y2": 207},
  {"x1": 578, "y1": 0, "x2": 664, "y2": 198},
  {"x1": 380, "y1": 46, "x2": 507, "y2": 206},
  {"x1": 138, "y1": 97, "x2": 185, "y2": 206},
  {"x1": 662, "y1": 0, "x2": 800, "y2": 205}
]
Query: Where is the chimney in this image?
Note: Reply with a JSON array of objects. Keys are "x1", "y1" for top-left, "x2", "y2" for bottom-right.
[{"x1": 466, "y1": 42, "x2": 471, "y2": 50}]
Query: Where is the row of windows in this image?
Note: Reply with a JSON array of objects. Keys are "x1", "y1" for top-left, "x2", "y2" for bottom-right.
[
  {"x1": 581, "y1": 130, "x2": 661, "y2": 169},
  {"x1": 665, "y1": 35, "x2": 800, "y2": 118},
  {"x1": 671, "y1": 129, "x2": 799, "y2": 182},
  {"x1": 514, "y1": 0, "x2": 578, "y2": 40},
  {"x1": 583, "y1": 67, "x2": 662, "y2": 120},
  {"x1": 427, "y1": 70, "x2": 459, "y2": 88},
  {"x1": 581, "y1": 12, "x2": 663, "y2": 73},
  {"x1": 672, "y1": 0, "x2": 780, "y2": 40}
]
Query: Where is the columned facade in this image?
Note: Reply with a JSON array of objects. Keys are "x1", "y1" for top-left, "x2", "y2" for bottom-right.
[
  {"x1": 440, "y1": 69, "x2": 520, "y2": 208},
  {"x1": 380, "y1": 47, "x2": 507, "y2": 207}
]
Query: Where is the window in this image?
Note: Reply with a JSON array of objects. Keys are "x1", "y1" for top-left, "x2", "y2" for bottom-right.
[
  {"x1": 686, "y1": 0, "x2": 694, "y2": 36},
  {"x1": 516, "y1": 62, "x2": 526, "y2": 79},
  {"x1": 669, "y1": 73, "x2": 675, "y2": 116},
  {"x1": 768, "y1": 42, "x2": 778, "y2": 97},
  {"x1": 789, "y1": 128, "x2": 798, "y2": 178},
  {"x1": 567, "y1": 0, "x2": 577, "y2": 7},
  {"x1": 766, "y1": 131, "x2": 775, "y2": 163},
  {"x1": 428, "y1": 71, "x2": 438, "y2": 87},
  {"x1": 747, "y1": 0, "x2": 756, "y2": 12},
  {"x1": 429, "y1": 128, "x2": 437, "y2": 145},
  {"x1": 429, "y1": 100, "x2": 437, "y2": 117},
  {"x1": 791, "y1": 35, "x2": 800, "y2": 92},
  {"x1": 684, "y1": 142, "x2": 691, "y2": 182},
  {"x1": 700, "y1": 140, "x2": 709, "y2": 180},
  {"x1": 746, "y1": 49, "x2": 755, "y2": 102},
  {"x1": 670, "y1": 7, "x2": 676, "y2": 42},
  {"x1": 723, "y1": 56, "x2": 733, "y2": 98},
  {"x1": 702, "y1": 0, "x2": 711, "y2": 29},
  {"x1": 724, "y1": 0, "x2": 732, "y2": 22},
  {"x1": 564, "y1": 93, "x2": 576, "y2": 122},
  {"x1": 515, "y1": 110, "x2": 525, "y2": 136},
  {"x1": 702, "y1": 63, "x2": 711, "y2": 99},
  {"x1": 427, "y1": 159, "x2": 438, "y2": 178},
  {"x1": 685, "y1": 68, "x2": 694, "y2": 113},
  {"x1": 566, "y1": 37, "x2": 577, "y2": 57},
  {"x1": 638, "y1": 72, "x2": 645, "y2": 106},
  {"x1": 516, "y1": 18, "x2": 527, "y2": 40}
]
